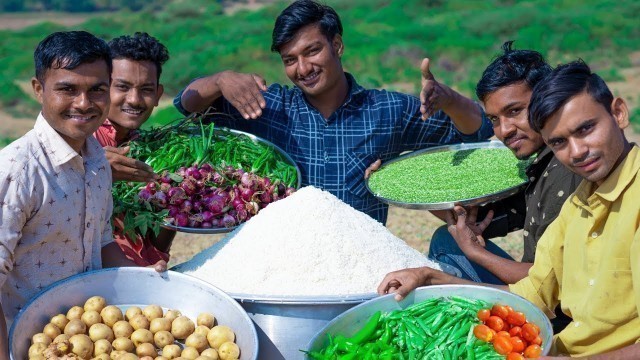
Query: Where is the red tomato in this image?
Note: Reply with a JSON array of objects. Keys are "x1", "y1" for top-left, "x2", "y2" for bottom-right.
[
  {"x1": 522, "y1": 323, "x2": 540, "y2": 342},
  {"x1": 486, "y1": 316, "x2": 505, "y2": 332},
  {"x1": 477, "y1": 308, "x2": 491, "y2": 322},
  {"x1": 524, "y1": 344, "x2": 542, "y2": 358},
  {"x1": 507, "y1": 353, "x2": 525, "y2": 360},
  {"x1": 473, "y1": 324, "x2": 494, "y2": 342},
  {"x1": 496, "y1": 331, "x2": 511, "y2": 339},
  {"x1": 493, "y1": 335, "x2": 514, "y2": 355},
  {"x1": 505, "y1": 305, "x2": 515, "y2": 315},
  {"x1": 491, "y1": 304, "x2": 510, "y2": 320},
  {"x1": 507, "y1": 311, "x2": 527, "y2": 326},
  {"x1": 531, "y1": 335, "x2": 542, "y2": 346},
  {"x1": 509, "y1": 336, "x2": 526, "y2": 353},
  {"x1": 509, "y1": 326, "x2": 522, "y2": 337}
]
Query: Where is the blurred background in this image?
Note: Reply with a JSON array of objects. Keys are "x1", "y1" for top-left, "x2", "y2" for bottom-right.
[{"x1": 0, "y1": 0, "x2": 638, "y2": 264}]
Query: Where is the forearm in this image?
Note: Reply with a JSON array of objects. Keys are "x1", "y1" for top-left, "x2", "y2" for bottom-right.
[
  {"x1": 468, "y1": 249, "x2": 532, "y2": 284},
  {"x1": 180, "y1": 72, "x2": 227, "y2": 114},
  {"x1": 0, "y1": 303, "x2": 8, "y2": 360},
  {"x1": 440, "y1": 88, "x2": 483, "y2": 135},
  {"x1": 101, "y1": 242, "x2": 137, "y2": 268}
]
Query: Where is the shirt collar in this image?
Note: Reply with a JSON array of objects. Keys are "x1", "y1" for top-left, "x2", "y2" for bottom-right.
[
  {"x1": 526, "y1": 146, "x2": 553, "y2": 177},
  {"x1": 34, "y1": 113, "x2": 79, "y2": 167},
  {"x1": 293, "y1": 72, "x2": 365, "y2": 108},
  {"x1": 572, "y1": 145, "x2": 640, "y2": 205}
]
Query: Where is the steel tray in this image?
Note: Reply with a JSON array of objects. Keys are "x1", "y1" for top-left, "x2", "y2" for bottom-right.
[
  {"x1": 161, "y1": 127, "x2": 301, "y2": 234},
  {"x1": 365, "y1": 140, "x2": 529, "y2": 210}
]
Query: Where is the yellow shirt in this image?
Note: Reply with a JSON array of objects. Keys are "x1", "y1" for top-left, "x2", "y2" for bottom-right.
[{"x1": 510, "y1": 145, "x2": 640, "y2": 356}]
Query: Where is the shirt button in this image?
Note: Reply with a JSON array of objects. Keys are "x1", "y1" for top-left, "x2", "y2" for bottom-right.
[
  {"x1": 324, "y1": 151, "x2": 329, "y2": 162},
  {"x1": 591, "y1": 231, "x2": 598, "y2": 238},
  {"x1": 85, "y1": 266, "x2": 89, "y2": 271},
  {"x1": 588, "y1": 279, "x2": 595, "y2": 286},
  {"x1": 86, "y1": 222, "x2": 91, "y2": 228}
]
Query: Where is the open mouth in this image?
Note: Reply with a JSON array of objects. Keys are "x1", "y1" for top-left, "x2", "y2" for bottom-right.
[
  {"x1": 121, "y1": 108, "x2": 146, "y2": 116},
  {"x1": 298, "y1": 71, "x2": 321, "y2": 87},
  {"x1": 65, "y1": 114, "x2": 98, "y2": 122}
]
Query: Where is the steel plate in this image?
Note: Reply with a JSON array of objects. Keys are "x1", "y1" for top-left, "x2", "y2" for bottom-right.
[
  {"x1": 9, "y1": 268, "x2": 259, "y2": 360},
  {"x1": 161, "y1": 127, "x2": 301, "y2": 234},
  {"x1": 306, "y1": 285, "x2": 553, "y2": 357},
  {"x1": 366, "y1": 140, "x2": 530, "y2": 210}
]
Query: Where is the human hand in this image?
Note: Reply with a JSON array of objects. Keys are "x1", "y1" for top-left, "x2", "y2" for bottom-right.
[
  {"x1": 445, "y1": 206, "x2": 494, "y2": 256},
  {"x1": 149, "y1": 260, "x2": 167, "y2": 272},
  {"x1": 218, "y1": 71, "x2": 268, "y2": 120},
  {"x1": 105, "y1": 146, "x2": 158, "y2": 183},
  {"x1": 378, "y1": 267, "x2": 433, "y2": 301},
  {"x1": 364, "y1": 159, "x2": 382, "y2": 179},
  {"x1": 420, "y1": 58, "x2": 453, "y2": 120}
]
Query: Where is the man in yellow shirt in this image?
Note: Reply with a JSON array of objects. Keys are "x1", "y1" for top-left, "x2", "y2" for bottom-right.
[{"x1": 378, "y1": 60, "x2": 640, "y2": 358}]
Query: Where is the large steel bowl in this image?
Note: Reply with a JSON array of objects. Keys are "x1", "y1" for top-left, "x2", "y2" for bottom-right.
[
  {"x1": 306, "y1": 285, "x2": 554, "y2": 357},
  {"x1": 9, "y1": 268, "x2": 259, "y2": 360},
  {"x1": 366, "y1": 140, "x2": 530, "y2": 210}
]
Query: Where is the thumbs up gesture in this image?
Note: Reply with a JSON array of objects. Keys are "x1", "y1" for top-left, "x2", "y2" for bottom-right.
[{"x1": 420, "y1": 58, "x2": 452, "y2": 121}]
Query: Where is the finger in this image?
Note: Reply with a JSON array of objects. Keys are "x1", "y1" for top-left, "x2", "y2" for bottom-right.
[
  {"x1": 394, "y1": 284, "x2": 414, "y2": 301},
  {"x1": 421, "y1": 58, "x2": 433, "y2": 82},
  {"x1": 104, "y1": 145, "x2": 129, "y2": 155},
  {"x1": 467, "y1": 206, "x2": 479, "y2": 224},
  {"x1": 476, "y1": 235, "x2": 486, "y2": 248},
  {"x1": 242, "y1": 93, "x2": 265, "y2": 119},
  {"x1": 364, "y1": 159, "x2": 382, "y2": 179},
  {"x1": 444, "y1": 209, "x2": 457, "y2": 227},
  {"x1": 477, "y1": 209, "x2": 494, "y2": 232},
  {"x1": 253, "y1": 74, "x2": 268, "y2": 92},
  {"x1": 154, "y1": 260, "x2": 168, "y2": 272},
  {"x1": 377, "y1": 274, "x2": 396, "y2": 294},
  {"x1": 454, "y1": 206, "x2": 467, "y2": 227}
]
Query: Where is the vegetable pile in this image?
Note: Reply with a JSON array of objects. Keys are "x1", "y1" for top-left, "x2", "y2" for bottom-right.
[
  {"x1": 368, "y1": 147, "x2": 531, "y2": 204},
  {"x1": 308, "y1": 296, "x2": 540, "y2": 359},
  {"x1": 112, "y1": 119, "x2": 298, "y2": 237},
  {"x1": 473, "y1": 304, "x2": 543, "y2": 359}
]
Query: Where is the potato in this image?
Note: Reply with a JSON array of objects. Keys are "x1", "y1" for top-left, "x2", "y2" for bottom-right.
[
  {"x1": 84, "y1": 296, "x2": 107, "y2": 313},
  {"x1": 200, "y1": 348, "x2": 219, "y2": 360},
  {"x1": 94, "y1": 354, "x2": 111, "y2": 360},
  {"x1": 110, "y1": 350, "x2": 128, "y2": 360},
  {"x1": 81, "y1": 310, "x2": 102, "y2": 327},
  {"x1": 136, "y1": 343, "x2": 157, "y2": 358},
  {"x1": 115, "y1": 353, "x2": 139, "y2": 360},
  {"x1": 181, "y1": 347, "x2": 200, "y2": 360},
  {"x1": 194, "y1": 325, "x2": 210, "y2": 338},
  {"x1": 43, "y1": 322, "x2": 62, "y2": 339},
  {"x1": 125, "y1": 306, "x2": 143, "y2": 321},
  {"x1": 112, "y1": 320, "x2": 134, "y2": 339},
  {"x1": 140, "y1": 357, "x2": 154, "y2": 360},
  {"x1": 101, "y1": 305, "x2": 124, "y2": 327},
  {"x1": 196, "y1": 313, "x2": 215, "y2": 328},
  {"x1": 185, "y1": 333, "x2": 208, "y2": 353},
  {"x1": 206, "y1": 326, "x2": 234, "y2": 349},
  {"x1": 53, "y1": 334, "x2": 70, "y2": 344},
  {"x1": 67, "y1": 305, "x2": 85, "y2": 320},
  {"x1": 171, "y1": 316, "x2": 195, "y2": 340},
  {"x1": 112, "y1": 337, "x2": 135, "y2": 353},
  {"x1": 130, "y1": 314, "x2": 150, "y2": 331},
  {"x1": 31, "y1": 332, "x2": 52, "y2": 346},
  {"x1": 217, "y1": 342, "x2": 239, "y2": 360},
  {"x1": 162, "y1": 344, "x2": 182, "y2": 359},
  {"x1": 64, "y1": 319, "x2": 87, "y2": 336},
  {"x1": 130, "y1": 329, "x2": 154, "y2": 347},
  {"x1": 69, "y1": 334, "x2": 94, "y2": 359},
  {"x1": 194, "y1": 357, "x2": 215, "y2": 360},
  {"x1": 143, "y1": 305, "x2": 163, "y2": 321},
  {"x1": 28, "y1": 356, "x2": 45, "y2": 360},
  {"x1": 51, "y1": 314, "x2": 70, "y2": 331},
  {"x1": 28, "y1": 342, "x2": 47, "y2": 358},
  {"x1": 149, "y1": 317, "x2": 172, "y2": 334},
  {"x1": 164, "y1": 310, "x2": 181, "y2": 323},
  {"x1": 155, "y1": 357, "x2": 169, "y2": 360},
  {"x1": 94, "y1": 338, "x2": 113, "y2": 356},
  {"x1": 89, "y1": 323, "x2": 115, "y2": 342},
  {"x1": 153, "y1": 330, "x2": 174, "y2": 348}
]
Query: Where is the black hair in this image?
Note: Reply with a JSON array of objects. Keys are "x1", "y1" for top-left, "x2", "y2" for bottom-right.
[
  {"x1": 528, "y1": 59, "x2": 614, "y2": 132},
  {"x1": 476, "y1": 41, "x2": 552, "y2": 102},
  {"x1": 34, "y1": 31, "x2": 112, "y2": 84},
  {"x1": 108, "y1": 32, "x2": 169, "y2": 81},
  {"x1": 271, "y1": 0, "x2": 343, "y2": 53}
]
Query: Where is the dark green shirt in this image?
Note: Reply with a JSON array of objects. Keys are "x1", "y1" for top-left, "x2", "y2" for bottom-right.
[{"x1": 482, "y1": 146, "x2": 582, "y2": 262}]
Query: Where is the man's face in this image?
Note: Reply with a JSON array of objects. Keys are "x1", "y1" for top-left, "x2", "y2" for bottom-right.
[
  {"x1": 279, "y1": 24, "x2": 344, "y2": 98},
  {"x1": 108, "y1": 59, "x2": 163, "y2": 130},
  {"x1": 32, "y1": 60, "x2": 110, "y2": 152},
  {"x1": 540, "y1": 91, "x2": 629, "y2": 185},
  {"x1": 483, "y1": 82, "x2": 545, "y2": 159}
]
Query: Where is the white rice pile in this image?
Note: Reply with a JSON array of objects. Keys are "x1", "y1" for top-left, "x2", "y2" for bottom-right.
[{"x1": 179, "y1": 186, "x2": 440, "y2": 296}]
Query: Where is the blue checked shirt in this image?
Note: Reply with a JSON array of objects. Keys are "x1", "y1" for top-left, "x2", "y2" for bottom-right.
[{"x1": 174, "y1": 73, "x2": 493, "y2": 224}]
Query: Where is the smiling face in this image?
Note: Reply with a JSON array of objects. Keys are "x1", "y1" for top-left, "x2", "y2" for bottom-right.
[
  {"x1": 108, "y1": 58, "x2": 163, "y2": 132},
  {"x1": 483, "y1": 82, "x2": 545, "y2": 159},
  {"x1": 279, "y1": 24, "x2": 345, "y2": 99},
  {"x1": 540, "y1": 91, "x2": 630, "y2": 185},
  {"x1": 32, "y1": 59, "x2": 111, "y2": 152}
]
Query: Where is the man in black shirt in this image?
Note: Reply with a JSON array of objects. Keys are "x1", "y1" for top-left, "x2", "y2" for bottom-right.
[{"x1": 427, "y1": 42, "x2": 582, "y2": 288}]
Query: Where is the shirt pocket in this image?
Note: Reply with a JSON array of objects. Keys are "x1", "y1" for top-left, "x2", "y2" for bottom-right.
[
  {"x1": 345, "y1": 151, "x2": 378, "y2": 198},
  {"x1": 588, "y1": 257, "x2": 634, "y2": 325}
]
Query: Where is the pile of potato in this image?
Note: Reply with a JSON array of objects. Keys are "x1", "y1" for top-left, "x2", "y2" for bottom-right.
[{"x1": 27, "y1": 295, "x2": 240, "y2": 360}]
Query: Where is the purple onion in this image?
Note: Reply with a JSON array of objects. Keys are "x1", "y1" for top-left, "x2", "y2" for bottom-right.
[
  {"x1": 222, "y1": 214, "x2": 236, "y2": 228},
  {"x1": 175, "y1": 213, "x2": 189, "y2": 227}
]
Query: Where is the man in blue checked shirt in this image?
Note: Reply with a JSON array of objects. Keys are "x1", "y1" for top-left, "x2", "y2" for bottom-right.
[{"x1": 174, "y1": 0, "x2": 493, "y2": 224}]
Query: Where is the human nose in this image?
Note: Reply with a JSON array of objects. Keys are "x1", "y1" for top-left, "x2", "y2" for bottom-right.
[
  {"x1": 568, "y1": 138, "x2": 588, "y2": 161},
  {"x1": 297, "y1": 57, "x2": 313, "y2": 77},
  {"x1": 74, "y1": 92, "x2": 92, "y2": 111},
  {"x1": 126, "y1": 88, "x2": 143, "y2": 105},
  {"x1": 499, "y1": 117, "x2": 516, "y2": 137}
]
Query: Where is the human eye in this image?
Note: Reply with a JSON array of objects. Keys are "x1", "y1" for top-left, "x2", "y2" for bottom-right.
[{"x1": 282, "y1": 57, "x2": 295, "y2": 66}]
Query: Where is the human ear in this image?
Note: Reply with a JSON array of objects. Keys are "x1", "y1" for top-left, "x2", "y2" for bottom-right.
[
  {"x1": 31, "y1": 77, "x2": 44, "y2": 104},
  {"x1": 611, "y1": 97, "x2": 629, "y2": 130},
  {"x1": 332, "y1": 34, "x2": 344, "y2": 57}
]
